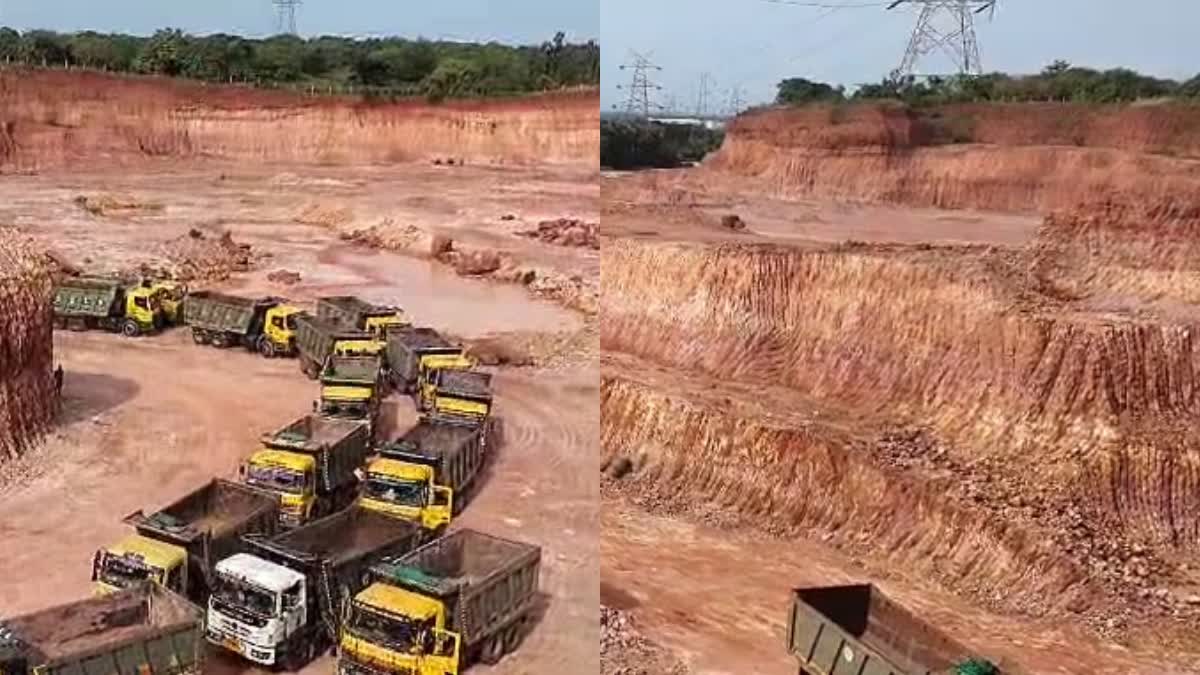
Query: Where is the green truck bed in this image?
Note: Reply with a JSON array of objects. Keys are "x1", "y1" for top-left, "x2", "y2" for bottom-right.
[{"x1": 0, "y1": 583, "x2": 204, "y2": 675}]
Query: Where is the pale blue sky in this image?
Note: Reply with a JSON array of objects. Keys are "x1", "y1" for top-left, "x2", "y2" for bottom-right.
[
  {"x1": 0, "y1": 0, "x2": 596, "y2": 44},
  {"x1": 601, "y1": 0, "x2": 1198, "y2": 113}
]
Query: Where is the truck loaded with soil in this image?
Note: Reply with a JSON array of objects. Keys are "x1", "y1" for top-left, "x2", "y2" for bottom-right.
[{"x1": 602, "y1": 98, "x2": 1200, "y2": 674}]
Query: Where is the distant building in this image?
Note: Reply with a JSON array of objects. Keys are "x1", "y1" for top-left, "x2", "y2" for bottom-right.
[{"x1": 649, "y1": 116, "x2": 726, "y2": 131}]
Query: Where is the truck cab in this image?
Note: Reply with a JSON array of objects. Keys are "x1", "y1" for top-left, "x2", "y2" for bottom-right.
[
  {"x1": 358, "y1": 458, "x2": 453, "y2": 530},
  {"x1": 263, "y1": 304, "x2": 302, "y2": 355},
  {"x1": 416, "y1": 352, "x2": 475, "y2": 411},
  {"x1": 146, "y1": 280, "x2": 187, "y2": 325},
  {"x1": 339, "y1": 583, "x2": 460, "y2": 675},
  {"x1": 317, "y1": 355, "x2": 383, "y2": 434},
  {"x1": 123, "y1": 285, "x2": 165, "y2": 334},
  {"x1": 362, "y1": 313, "x2": 408, "y2": 341},
  {"x1": 242, "y1": 450, "x2": 316, "y2": 528},
  {"x1": 207, "y1": 553, "x2": 308, "y2": 668},
  {"x1": 91, "y1": 533, "x2": 187, "y2": 596}
]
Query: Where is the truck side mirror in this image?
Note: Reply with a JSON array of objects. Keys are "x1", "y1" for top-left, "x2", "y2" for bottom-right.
[{"x1": 311, "y1": 400, "x2": 318, "y2": 412}]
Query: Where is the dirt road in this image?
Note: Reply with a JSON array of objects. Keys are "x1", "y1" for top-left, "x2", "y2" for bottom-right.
[{"x1": 0, "y1": 162, "x2": 597, "y2": 674}]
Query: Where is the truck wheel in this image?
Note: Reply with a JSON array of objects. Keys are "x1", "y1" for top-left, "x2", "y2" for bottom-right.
[
  {"x1": 121, "y1": 320, "x2": 140, "y2": 337},
  {"x1": 192, "y1": 329, "x2": 208, "y2": 345},
  {"x1": 480, "y1": 634, "x2": 505, "y2": 665},
  {"x1": 503, "y1": 620, "x2": 525, "y2": 653},
  {"x1": 302, "y1": 359, "x2": 318, "y2": 380},
  {"x1": 258, "y1": 337, "x2": 275, "y2": 358}
]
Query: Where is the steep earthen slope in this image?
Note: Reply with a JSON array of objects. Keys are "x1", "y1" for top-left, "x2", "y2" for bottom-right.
[
  {"x1": 0, "y1": 228, "x2": 54, "y2": 460},
  {"x1": 705, "y1": 103, "x2": 1200, "y2": 214},
  {"x1": 0, "y1": 69, "x2": 598, "y2": 170}
]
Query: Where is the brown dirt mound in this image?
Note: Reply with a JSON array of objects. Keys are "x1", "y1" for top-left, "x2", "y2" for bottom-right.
[
  {"x1": 73, "y1": 194, "x2": 165, "y2": 216},
  {"x1": 149, "y1": 229, "x2": 254, "y2": 282},
  {"x1": 0, "y1": 69, "x2": 598, "y2": 170},
  {"x1": 602, "y1": 238, "x2": 1200, "y2": 648},
  {"x1": 519, "y1": 218, "x2": 600, "y2": 249},
  {"x1": 0, "y1": 227, "x2": 55, "y2": 460},
  {"x1": 601, "y1": 605, "x2": 688, "y2": 675}
]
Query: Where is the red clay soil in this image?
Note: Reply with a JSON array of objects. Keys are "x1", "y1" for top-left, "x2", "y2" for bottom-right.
[
  {"x1": 0, "y1": 69, "x2": 598, "y2": 170},
  {"x1": 703, "y1": 102, "x2": 1200, "y2": 214},
  {"x1": 0, "y1": 228, "x2": 54, "y2": 462}
]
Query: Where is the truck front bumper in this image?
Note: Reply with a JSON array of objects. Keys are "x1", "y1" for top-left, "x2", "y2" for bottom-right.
[{"x1": 206, "y1": 627, "x2": 276, "y2": 665}]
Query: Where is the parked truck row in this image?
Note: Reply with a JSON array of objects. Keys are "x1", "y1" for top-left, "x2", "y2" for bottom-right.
[{"x1": 32, "y1": 289, "x2": 528, "y2": 674}]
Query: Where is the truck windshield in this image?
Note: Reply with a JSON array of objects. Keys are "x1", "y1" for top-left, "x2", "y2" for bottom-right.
[
  {"x1": 245, "y1": 465, "x2": 307, "y2": 494},
  {"x1": 212, "y1": 575, "x2": 277, "y2": 618},
  {"x1": 362, "y1": 476, "x2": 426, "y2": 508},
  {"x1": 322, "y1": 401, "x2": 366, "y2": 418},
  {"x1": 347, "y1": 604, "x2": 432, "y2": 654},
  {"x1": 98, "y1": 553, "x2": 159, "y2": 588}
]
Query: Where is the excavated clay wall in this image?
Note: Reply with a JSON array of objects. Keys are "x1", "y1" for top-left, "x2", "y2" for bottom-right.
[
  {"x1": 601, "y1": 239, "x2": 1200, "y2": 549},
  {"x1": 706, "y1": 103, "x2": 1200, "y2": 214},
  {"x1": 0, "y1": 229, "x2": 54, "y2": 460},
  {"x1": 601, "y1": 375, "x2": 1096, "y2": 615},
  {"x1": 0, "y1": 69, "x2": 599, "y2": 169}
]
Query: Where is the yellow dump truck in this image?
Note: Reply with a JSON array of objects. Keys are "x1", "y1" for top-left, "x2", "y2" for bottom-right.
[
  {"x1": 385, "y1": 327, "x2": 467, "y2": 397},
  {"x1": 318, "y1": 354, "x2": 384, "y2": 438},
  {"x1": 337, "y1": 529, "x2": 541, "y2": 675},
  {"x1": 296, "y1": 313, "x2": 382, "y2": 379},
  {"x1": 428, "y1": 370, "x2": 493, "y2": 426},
  {"x1": 52, "y1": 277, "x2": 165, "y2": 337},
  {"x1": 317, "y1": 295, "x2": 409, "y2": 341},
  {"x1": 242, "y1": 415, "x2": 372, "y2": 528},
  {"x1": 183, "y1": 291, "x2": 300, "y2": 357},
  {"x1": 416, "y1": 352, "x2": 475, "y2": 411},
  {"x1": 359, "y1": 416, "x2": 492, "y2": 531},
  {"x1": 91, "y1": 479, "x2": 279, "y2": 603},
  {"x1": 147, "y1": 280, "x2": 187, "y2": 325}
]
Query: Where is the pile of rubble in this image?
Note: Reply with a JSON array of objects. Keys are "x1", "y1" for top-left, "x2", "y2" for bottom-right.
[
  {"x1": 601, "y1": 606, "x2": 688, "y2": 675},
  {"x1": 518, "y1": 218, "x2": 599, "y2": 249},
  {"x1": 151, "y1": 229, "x2": 255, "y2": 282}
]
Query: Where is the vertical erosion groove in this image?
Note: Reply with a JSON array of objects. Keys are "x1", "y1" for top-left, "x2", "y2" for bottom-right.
[{"x1": 0, "y1": 230, "x2": 55, "y2": 461}]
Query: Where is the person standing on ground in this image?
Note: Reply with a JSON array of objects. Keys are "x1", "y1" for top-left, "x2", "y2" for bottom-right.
[{"x1": 53, "y1": 364, "x2": 63, "y2": 409}]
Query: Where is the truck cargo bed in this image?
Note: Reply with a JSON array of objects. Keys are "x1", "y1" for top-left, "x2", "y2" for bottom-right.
[
  {"x1": 436, "y1": 370, "x2": 492, "y2": 400},
  {"x1": 128, "y1": 479, "x2": 276, "y2": 544},
  {"x1": 391, "y1": 529, "x2": 538, "y2": 595},
  {"x1": 265, "y1": 415, "x2": 365, "y2": 450},
  {"x1": 258, "y1": 506, "x2": 422, "y2": 567},
  {"x1": 789, "y1": 585, "x2": 990, "y2": 675},
  {"x1": 2, "y1": 584, "x2": 200, "y2": 662}
]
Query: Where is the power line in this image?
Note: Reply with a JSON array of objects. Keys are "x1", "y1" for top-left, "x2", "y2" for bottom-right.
[
  {"x1": 887, "y1": 0, "x2": 996, "y2": 78},
  {"x1": 726, "y1": 85, "x2": 746, "y2": 117},
  {"x1": 615, "y1": 51, "x2": 664, "y2": 118},
  {"x1": 695, "y1": 72, "x2": 714, "y2": 117},
  {"x1": 272, "y1": 0, "x2": 301, "y2": 35}
]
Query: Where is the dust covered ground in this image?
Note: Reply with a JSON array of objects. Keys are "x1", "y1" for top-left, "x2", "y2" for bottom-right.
[
  {"x1": 601, "y1": 103, "x2": 1200, "y2": 674},
  {"x1": 0, "y1": 159, "x2": 598, "y2": 674}
]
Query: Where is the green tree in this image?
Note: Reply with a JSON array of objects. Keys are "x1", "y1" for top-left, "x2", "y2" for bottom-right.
[
  {"x1": 423, "y1": 58, "x2": 482, "y2": 100},
  {"x1": 134, "y1": 28, "x2": 187, "y2": 75},
  {"x1": 776, "y1": 77, "x2": 845, "y2": 105},
  {"x1": 0, "y1": 27, "x2": 20, "y2": 62}
]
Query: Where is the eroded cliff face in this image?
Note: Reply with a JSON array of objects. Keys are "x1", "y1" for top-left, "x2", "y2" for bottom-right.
[
  {"x1": 704, "y1": 103, "x2": 1200, "y2": 213},
  {"x1": 602, "y1": 235, "x2": 1200, "y2": 635},
  {"x1": 0, "y1": 229, "x2": 54, "y2": 461},
  {"x1": 0, "y1": 69, "x2": 599, "y2": 170}
]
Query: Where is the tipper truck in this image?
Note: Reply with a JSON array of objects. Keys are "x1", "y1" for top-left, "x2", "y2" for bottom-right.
[
  {"x1": 182, "y1": 291, "x2": 300, "y2": 357},
  {"x1": 427, "y1": 370, "x2": 493, "y2": 426},
  {"x1": 317, "y1": 296, "x2": 409, "y2": 340},
  {"x1": 52, "y1": 277, "x2": 165, "y2": 337},
  {"x1": 0, "y1": 583, "x2": 204, "y2": 675},
  {"x1": 206, "y1": 507, "x2": 425, "y2": 670},
  {"x1": 338, "y1": 529, "x2": 542, "y2": 675},
  {"x1": 385, "y1": 327, "x2": 469, "y2": 396},
  {"x1": 243, "y1": 415, "x2": 371, "y2": 528},
  {"x1": 359, "y1": 417, "x2": 493, "y2": 531},
  {"x1": 91, "y1": 479, "x2": 280, "y2": 603},
  {"x1": 787, "y1": 584, "x2": 1001, "y2": 675},
  {"x1": 318, "y1": 354, "x2": 384, "y2": 435},
  {"x1": 296, "y1": 313, "x2": 383, "y2": 379}
]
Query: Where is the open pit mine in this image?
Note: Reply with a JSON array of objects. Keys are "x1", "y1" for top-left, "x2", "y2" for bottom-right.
[
  {"x1": 601, "y1": 102, "x2": 1200, "y2": 674},
  {"x1": 0, "y1": 68, "x2": 598, "y2": 675}
]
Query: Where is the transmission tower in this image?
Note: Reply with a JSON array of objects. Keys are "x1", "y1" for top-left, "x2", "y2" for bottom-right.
[
  {"x1": 616, "y1": 51, "x2": 663, "y2": 118},
  {"x1": 887, "y1": 0, "x2": 996, "y2": 78},
  {"x1": 273, "y1": 0, "x2": 302, "y2": 35},
  {"x1": 694, "y1": 72, "x2": 714, "y2": 118},
  {"x1": 726, "y1": 86, "x2": 746, "y2": 117}
]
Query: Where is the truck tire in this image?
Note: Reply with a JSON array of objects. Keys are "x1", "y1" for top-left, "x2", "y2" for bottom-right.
[
  {"x1": 121, "y1": 319, "x2": 140, "y2": 337},
  {"x1": 258, "y1": 337, "x2": 276, "y2": 358},
  {"x1": 192, "y1": 328, "x2": 208, "y2": 345},
  {"x1": 302, "y1": 359, "x2": 318, "y2": 380},
  {"x1": 480, "y1": 634, "x2": 505, "y2": 665},
  {"x1": 503, "y1": 620, "x2": 525, "y2": 653}
]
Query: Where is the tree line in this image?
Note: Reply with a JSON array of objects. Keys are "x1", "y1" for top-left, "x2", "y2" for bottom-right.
[
  {"x1": 0, "y1": 27, "x2": 599, "y2": 99},
  {"x1": 600, "y1": 118, "x2": 725, "y2": 170},
  {"x1": 777, "y1": 61, "x2": 1200, "y2": 106}
]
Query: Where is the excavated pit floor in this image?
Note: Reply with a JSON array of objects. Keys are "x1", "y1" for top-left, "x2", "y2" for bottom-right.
[
  {"x1": 0, "y1": 161, "x2": 598, "y2": 675},
  {"x1": 600, "y1": 170, "x2": 1200, "y2": 674}
]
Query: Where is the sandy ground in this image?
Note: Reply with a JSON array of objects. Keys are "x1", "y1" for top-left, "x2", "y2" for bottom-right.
[
  {"x1": 0, "y1": 162, "x2": 597, "y2": 674},
  {"x1": 599, "y1": 169, "x2": 1200, "y2": 675}
]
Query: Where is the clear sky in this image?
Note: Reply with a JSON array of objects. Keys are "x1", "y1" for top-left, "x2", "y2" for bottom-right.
[
  {"x1": 601, "y1": 0, "x2": 1200, "y2": 114},
  {"x1": 0, "y1": 0, "x2": 596, "y2": 45}
]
